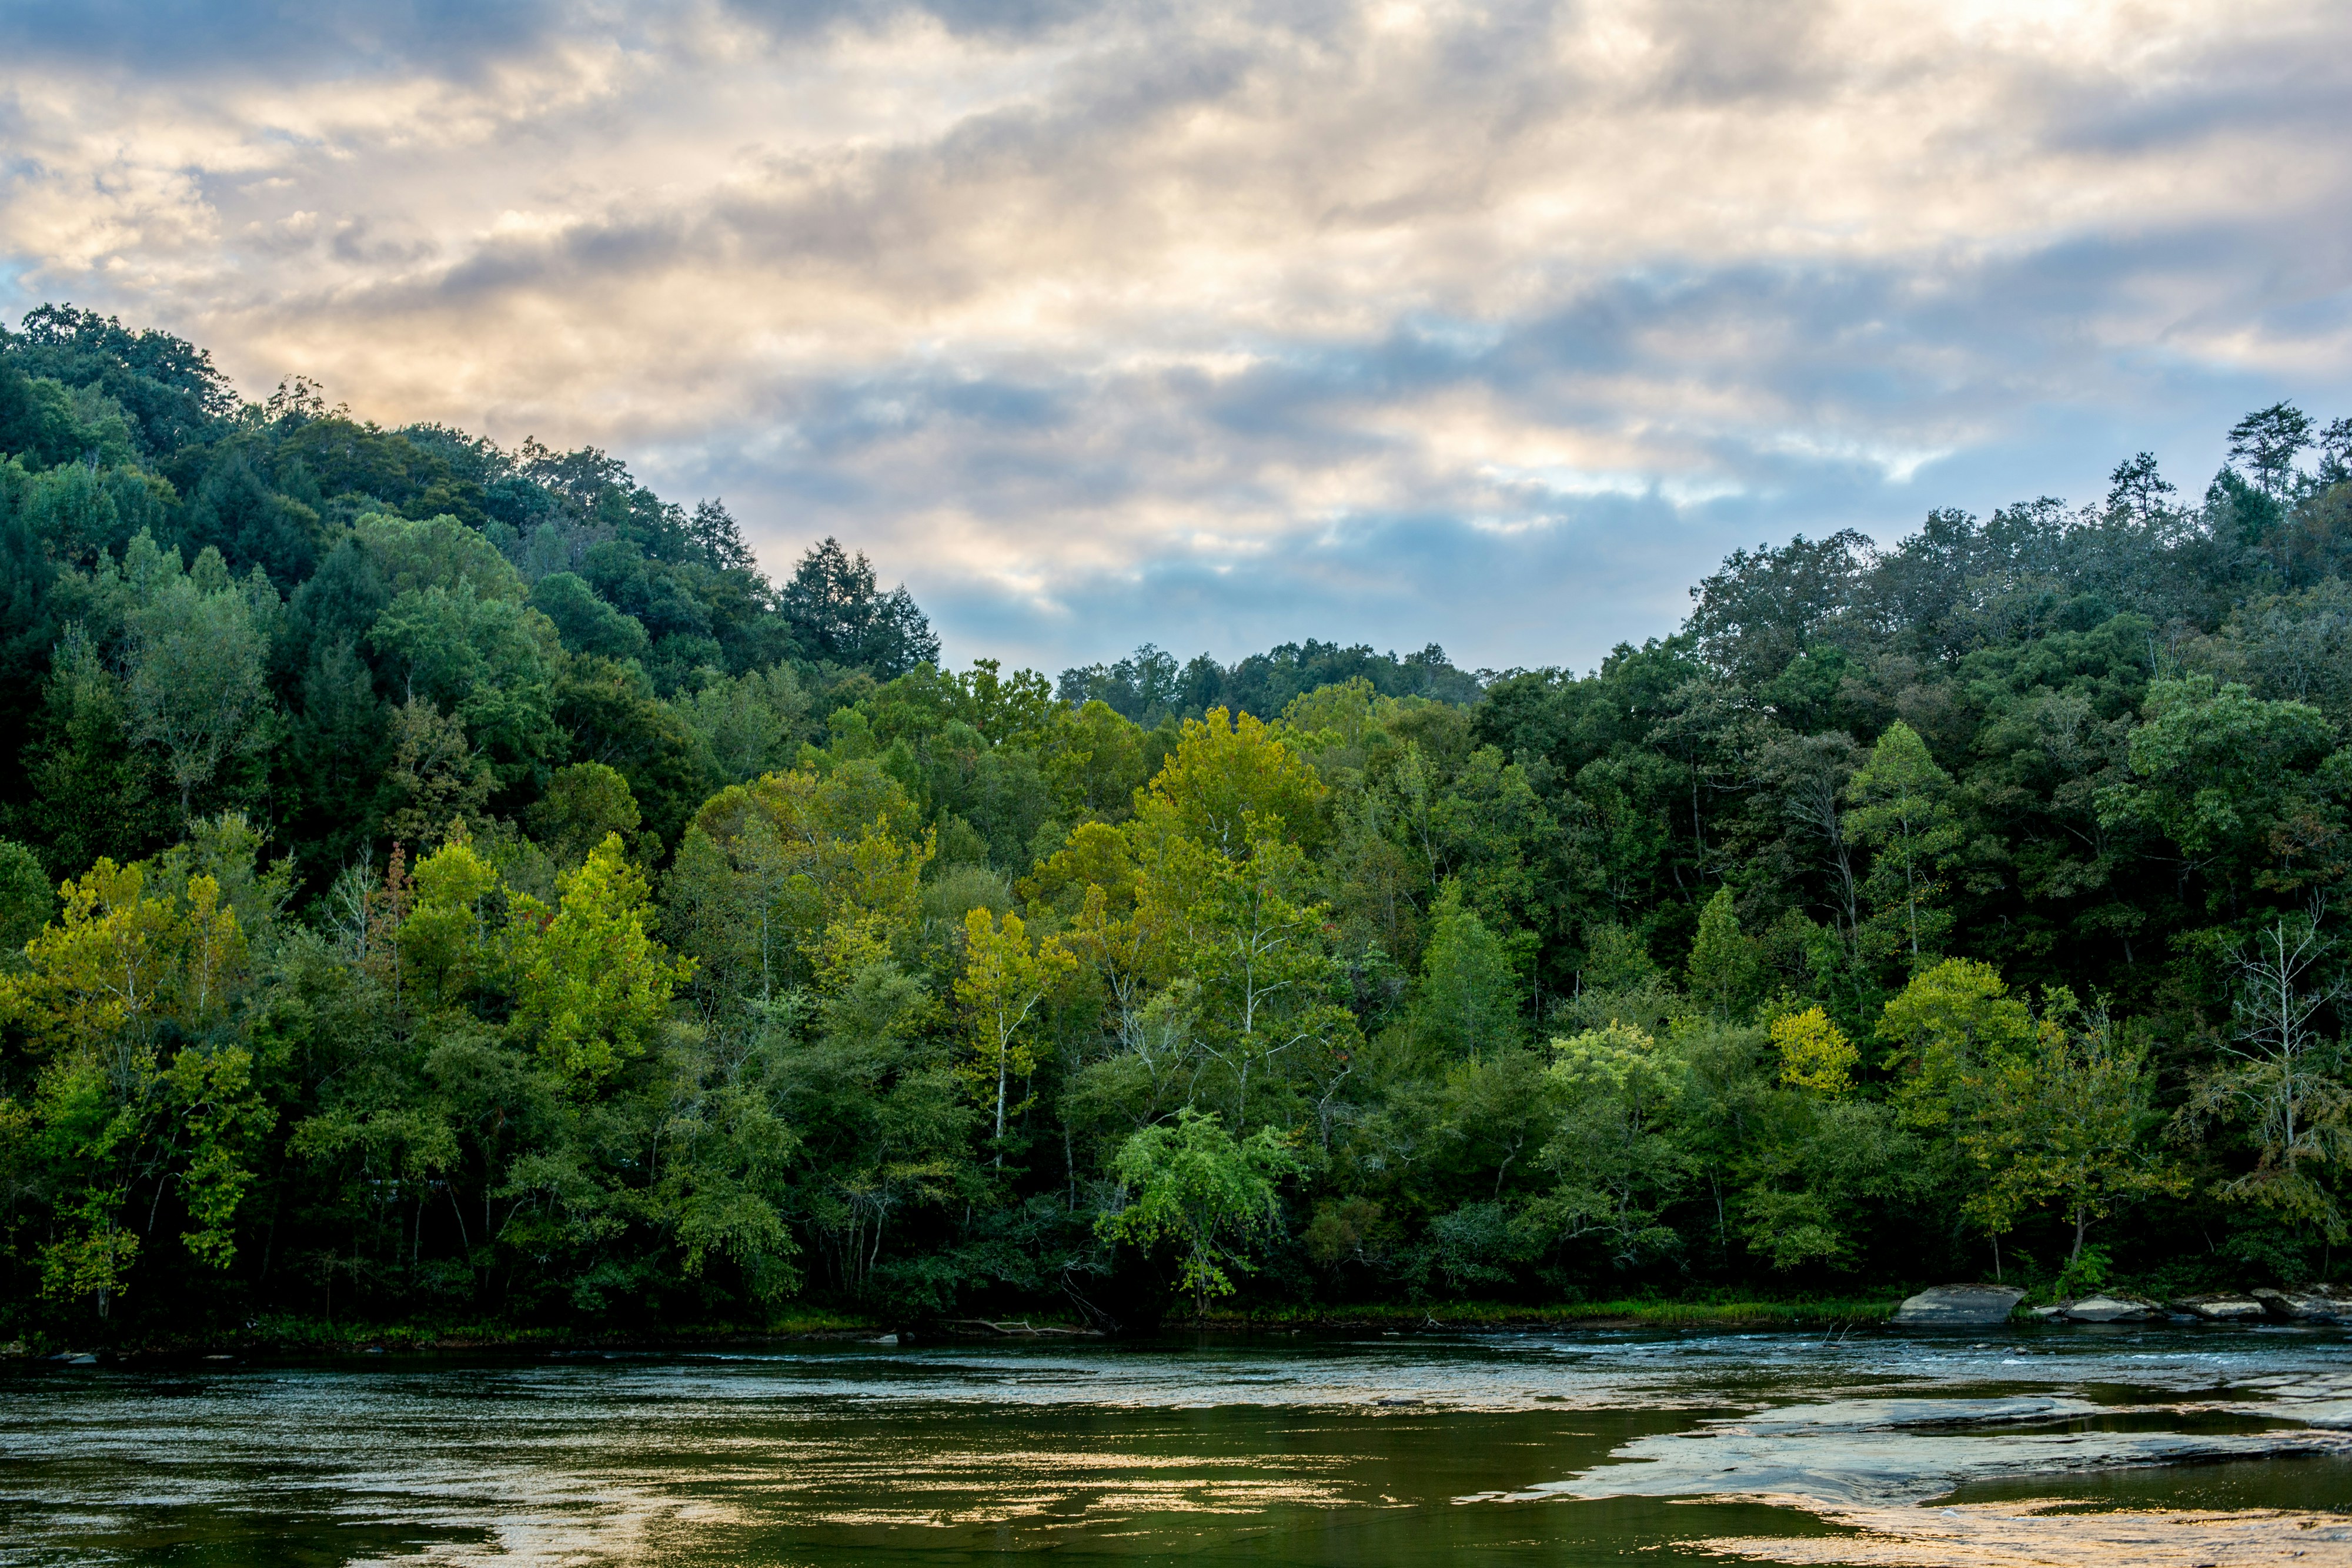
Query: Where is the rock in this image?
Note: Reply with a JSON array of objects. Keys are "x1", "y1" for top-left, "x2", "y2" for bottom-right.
[
  {"x1": 2058, "y1": 1295, "x2": 2159, "y2": 1323},
  {"x1": 2170, "y1": 1293, "x2": 2267, "y2": 1322},
  {"x1": 1892, "y1": 1285, "x2": 2024, "y2": 1327},
  {"x1": 2028, "y1": 1305, "x2": 2067, "y2": 1320},
  {"x1": 2253, "y1": 1288, "x2": 2347, "y2": 1323}
]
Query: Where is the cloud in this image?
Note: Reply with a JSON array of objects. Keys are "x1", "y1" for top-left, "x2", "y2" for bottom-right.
[{"x1": 4, "y1": 0, "x2": 2350, "y2": 673}]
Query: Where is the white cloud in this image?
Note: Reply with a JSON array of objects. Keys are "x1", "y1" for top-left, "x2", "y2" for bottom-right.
[{"x1": 4, "y1": 0, "x2": 2349, "y2": 670}]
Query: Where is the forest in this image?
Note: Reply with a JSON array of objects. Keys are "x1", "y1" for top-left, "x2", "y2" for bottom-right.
[{"x1": 2, "y1": 302, "x2": 2350, "y2": 1340}]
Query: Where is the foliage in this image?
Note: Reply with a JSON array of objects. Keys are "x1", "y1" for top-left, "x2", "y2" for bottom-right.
[
  {"x1": 5, "y1": 305, "x2": 2352, "y2": 1338},
  {"x1": 1772, "y1": 1007, "x2": 1857, "y2": 1096},
  {"x1": 1098, "y1": 1107, "x2": 1304, "y2": 1315}
]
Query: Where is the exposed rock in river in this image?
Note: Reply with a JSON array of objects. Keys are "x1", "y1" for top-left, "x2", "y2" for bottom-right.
[
  {"x1": 1890, "y1": 1285, "x2": 2023, "y2": 1326},
  {"x1": 2054, "y1": 1294, "x2": 2162, "y2": 1322},
  {"x1": 2254, "y1": 1286, "x2": 2351, "y2": 1323},
  {"x1": 2170, "y1": 1292, "x2": 2267, "y2": 1321},
  {"x1": 1474, "y1": 1393, "x2": 2352, "y2": 1507}
]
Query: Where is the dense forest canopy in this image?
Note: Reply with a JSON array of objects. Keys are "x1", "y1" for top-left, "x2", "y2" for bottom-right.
[{"x1": 2, "y1": 305, "x2": 2349, "y2": 1338}]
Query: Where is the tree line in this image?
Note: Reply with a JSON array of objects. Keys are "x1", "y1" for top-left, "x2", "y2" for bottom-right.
[{"x1": 1, "y1": 304, "x2": 2348, "y2": 1338}]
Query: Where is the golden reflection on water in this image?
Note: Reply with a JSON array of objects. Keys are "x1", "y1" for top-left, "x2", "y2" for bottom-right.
[
  {"x1": 5, "y1": 1332, "x2": 2351, "y2": 1566},
  {"x1": 1698, "y1": 1495, "x2": 2352, "y2": 1567},
  {"x1": 781, "y1": 1445, "x2": 1358, "y2": 1526}
]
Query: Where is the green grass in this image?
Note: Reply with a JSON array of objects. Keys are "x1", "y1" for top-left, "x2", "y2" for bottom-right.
[
  {"x1": 39, "y1": 1296, "x2": 1918, "y2": 1359},
  {"x1": 1205, "y1": 1295, "x2": 1906, "y2": 1329},
  {"x1": 87, "y1": 1308, "x2": 884, "y2": 1357}
]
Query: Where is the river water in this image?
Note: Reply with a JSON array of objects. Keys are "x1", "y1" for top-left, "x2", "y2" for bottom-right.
[{"x1": 4, "y1": 1325, "x2": 2351, "y2": 1566}]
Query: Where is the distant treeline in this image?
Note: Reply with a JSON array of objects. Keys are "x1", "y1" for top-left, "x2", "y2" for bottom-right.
[
  {"x1": 0, "y1": 303, "x2": 2347, "y2": 1341},
  {"x1": 1059, "y1": 639, "x2": 1483, "y2": 727}
]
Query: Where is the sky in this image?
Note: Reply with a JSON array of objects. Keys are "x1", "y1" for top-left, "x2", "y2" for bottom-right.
[{"x1": 4, "y1": 0, "x2": 2350, "y2": 677}]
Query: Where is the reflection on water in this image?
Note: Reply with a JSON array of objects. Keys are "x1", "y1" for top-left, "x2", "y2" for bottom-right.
[{"x1": 1, "y1": 1326, "x2": 2347, "y2": 1566}]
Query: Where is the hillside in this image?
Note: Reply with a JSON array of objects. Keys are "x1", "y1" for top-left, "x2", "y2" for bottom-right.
[{"x1": 2, "y1": 305, "x2": 2348, "y2": 1337}]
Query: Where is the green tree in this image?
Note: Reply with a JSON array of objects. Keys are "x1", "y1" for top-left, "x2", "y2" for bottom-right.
[
  {"x1": 0, "y1": 838, "x2": 56, "y2": 952},
  {"x1": 2098, "y1": 677, "x2": 2338, "y2": 904},
  {"x1": 1415, "y1": 880, "x2": 1522, "y2": 1062},
  {"x1": 2179, "y1": 911, "x2": 2352, "y2": 1240},
  {"x1": 1097, "y1": 1106, "x2": 1304, "y2": 1317},
  {"x1": 956, "y1": 907, "x2": 1077, "y2": 1158},
  {"x1": 1960, "y1": 998, "x2": 2185, "y2": 1275},
  {"x1": 122, "y1": 556, "x2": 278, "y2": 820},
  {"x1": 16, "y1": 626, "x2": 175, "y2": 875},
  {"x1": 529, "y1": 763, "x2": 644, "y2": 868},
  {"x1": 368, "y1": 583, "x2": 559, "y2": 785},
  {"x1": 1844, "y1": 721, "x2": 1961, "y2": 968},
  {"x1": 1165, "y1": 834, "x2": 1359, "y2": 1134},
  {"x1": 1138, "y1": 706, "x2": 1328, "y2": 852},
  {"x1": 1530, "y1": 1022, "x2": 1690, "y2": 1268},
  {"x1": 514, "y1": 834, "x2": 692, "y2": 1083},
  {"x1": 1686, "y1": 886, "x2": 1761, "y2": 1021},
  {"x1": 2228, "y1": 402, "x2": 2314, "y2": 500}
]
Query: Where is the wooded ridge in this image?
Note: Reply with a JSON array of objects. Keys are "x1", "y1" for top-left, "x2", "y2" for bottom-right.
[{"x1": 2, "y1": 305, "x2": 2348, "y2": 1338}]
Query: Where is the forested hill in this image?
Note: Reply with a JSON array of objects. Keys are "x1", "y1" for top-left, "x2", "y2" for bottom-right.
[{"x1": 1, "y1": 305, "x2": 2348, "y2": 1342}]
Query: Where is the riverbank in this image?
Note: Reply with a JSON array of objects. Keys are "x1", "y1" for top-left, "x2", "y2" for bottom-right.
[
  {"x1": 1207, "y1": 1296, "x2": 1907, "y2": 1331},
  {"x1": 0, "y1": 1309, "x2": 885, "y2": 1362},
  {"x1": 5, "y1": 1295, "x2": 1922, "y2": 1360}
]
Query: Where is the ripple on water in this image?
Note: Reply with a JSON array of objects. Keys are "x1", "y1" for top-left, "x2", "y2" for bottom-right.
[{"x1": 1, "y1": 1326, "x2": 2347, "y2": 1567}]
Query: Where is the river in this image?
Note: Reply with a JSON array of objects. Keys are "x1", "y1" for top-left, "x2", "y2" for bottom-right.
[{"x1": 4, "y1": 1325, "x2": 2350, "y2": 1565}]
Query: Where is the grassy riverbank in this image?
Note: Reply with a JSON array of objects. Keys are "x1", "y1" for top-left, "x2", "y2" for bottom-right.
[
  {"x1": 5, "y1": 1309, "x2": 886, "y2": 1359},
  {"x1": 1207, "y1": 1295, "x2": 1907, "y2": 1330},
  {"x1": 8, "y1": 1296, "x2": 1918, "y2": 1359}
]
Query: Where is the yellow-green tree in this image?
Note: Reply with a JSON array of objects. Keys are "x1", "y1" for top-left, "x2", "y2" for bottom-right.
[
  {"x1": 1961, "y1": 999, "x2": 2186, "y2": 1276},
  {"x1": 1771, "y1": 1007, "x2": 1858, "y2": 1096},
  {"x1": 400, "y1": 833, "x2": 503, "y2": 1008},
  {"x1": 670, "y1": 764, "x2": 930, "y2": 1008},
  {"x1": 1160, "y1": 834, "x2": 1358, "y2": 1135},
  {"x1": 0, "y1": 854, "x2": 272, "y2": 1313},
  {"x1": 516, "y1": 834, "x2": 693, "y2": 1084},
  {"x1": 957, "y1": 907, "x2": 1077, "y2": 1157},
  {"x1": 1137, "y1": 706, "x2": 1327, "y2": 853},
  {"x1": 1875, "y1": 957, "x2": 2037, "y2": 1130}
]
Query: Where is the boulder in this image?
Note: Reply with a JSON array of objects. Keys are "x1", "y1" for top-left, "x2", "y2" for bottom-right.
[
  {"x1": 2253, "y1": 1288, "x2": 2348, "y2": 1323},
  {"x1": 1892, "y1": 1284, "x2": 2024, "y2": 1327},
  {"x1": 2170, "y1": 1293, "x2": 2268, "y2": 1322},
  {"x1": 2059, "y1": 1295, "x2": 2160, "y2": 1323}
]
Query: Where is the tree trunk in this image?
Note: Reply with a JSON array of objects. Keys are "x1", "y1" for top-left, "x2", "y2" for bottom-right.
[{"x1": 994, "y1": 1046, "x2": 1008, "y2": 1167}]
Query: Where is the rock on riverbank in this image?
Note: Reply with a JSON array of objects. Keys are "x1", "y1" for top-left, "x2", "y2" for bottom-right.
[
  {"x1": 1891, "y1": 1285, "x2": 2024, "y2": 1326},
  {"x1": 2253, "y1": 1286, "x2": 2352, "y2": 1323}
]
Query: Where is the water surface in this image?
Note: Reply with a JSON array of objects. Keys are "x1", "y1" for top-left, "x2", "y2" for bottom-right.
[{"x1": 5, "y1": 1325, "x2": 2350, "y2": 1565}]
